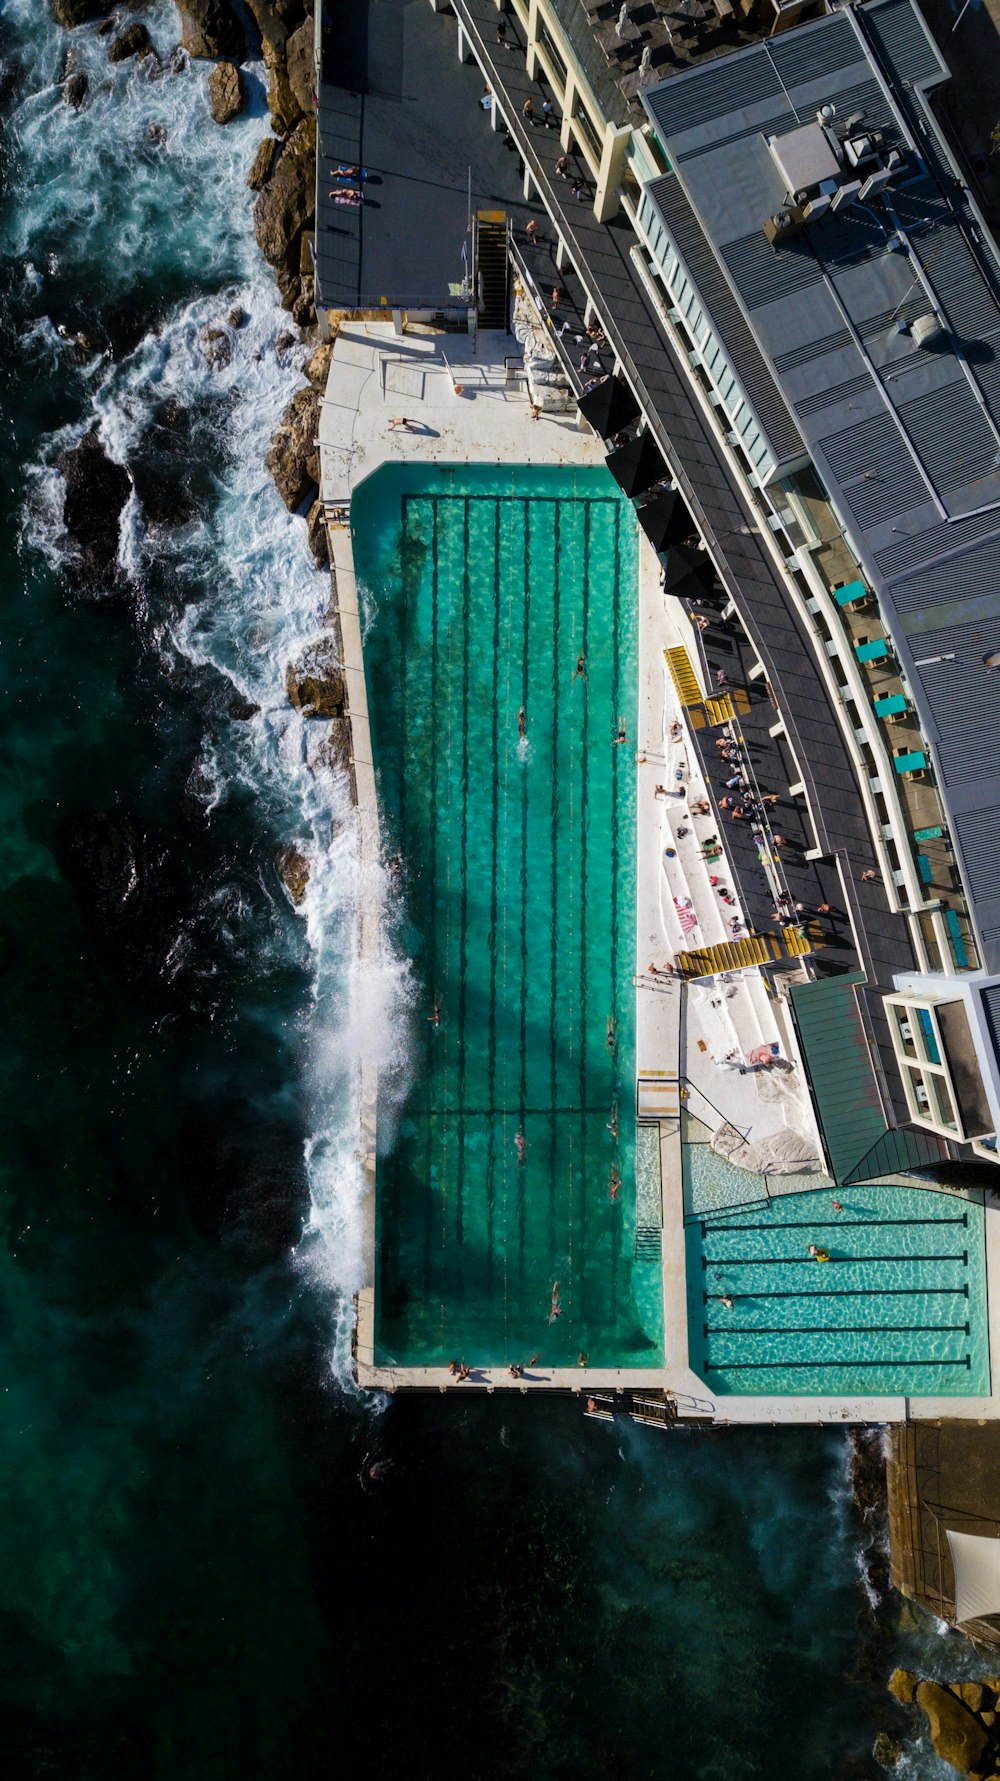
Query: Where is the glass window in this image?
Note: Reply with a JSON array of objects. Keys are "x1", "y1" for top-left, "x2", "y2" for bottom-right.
[
  {"x1": 537, "y1": 23, "x2": 568, "y2": 92},
  {"x1": 572, "y1": 97, "x2": 600, "y2": 161},
  {"x1": 928, "y1": 1073, "x2": 957, "y2": 1131},
  {"x1": 892, "y1": 1006, "x2": 917, "y2": 1060}
]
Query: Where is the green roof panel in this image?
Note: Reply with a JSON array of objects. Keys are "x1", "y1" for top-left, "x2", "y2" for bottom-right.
[{"x1": 788, "y1": 974, "x2": 944, "y2": 1185}]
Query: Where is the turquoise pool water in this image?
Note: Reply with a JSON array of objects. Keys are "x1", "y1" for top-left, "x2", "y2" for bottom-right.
[
  {"x1": 353, "y1": 464, "x2": 662, "y2": 1368},
  {"x1": 687, "y1": 1181, "x2": 989, "y2": 1396},
  {"x1": 682, "y1": 1139, "x2": 831, "y2": 1218}
]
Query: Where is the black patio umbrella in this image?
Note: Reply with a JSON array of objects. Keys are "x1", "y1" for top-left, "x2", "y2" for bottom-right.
[
  {"x1": 636, "y1": 488, "x2": 695, "y2": 553},
  {"x1": 577, "y1": 374, "x2": 641, "y2": 438},
  {"x1": 661, "y1": 543, "x2": 712, "y2": 599},
  {"x1": 605, "y1": 429, "x2": 665, "y2": 497}
]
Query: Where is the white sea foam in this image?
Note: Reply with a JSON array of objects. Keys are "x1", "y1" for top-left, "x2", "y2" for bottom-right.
[{"x1": 7, "y1": 0, "x2": 413, "y2": 1383}]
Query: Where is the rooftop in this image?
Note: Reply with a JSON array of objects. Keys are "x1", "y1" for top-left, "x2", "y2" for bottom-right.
[
  {"x1": 641, "y1": 0, "x2": 1000, "y2": 966},
  {"x1": 315, "y1": 0, "x2": 528, "y2": 311}
]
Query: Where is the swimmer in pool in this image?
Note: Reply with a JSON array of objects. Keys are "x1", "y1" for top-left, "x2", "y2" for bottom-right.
[
  {"x1": 518, "y1": 706, "x2": 527, "y2": 740},
  {"x1": 514, "y1": 1129, "x2": 526, "y2": 1164}
]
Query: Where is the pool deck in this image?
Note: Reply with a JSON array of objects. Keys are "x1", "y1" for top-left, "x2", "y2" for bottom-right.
[{"x1": 320, "y1": 322, "x2": 1000, "y2": 1423}]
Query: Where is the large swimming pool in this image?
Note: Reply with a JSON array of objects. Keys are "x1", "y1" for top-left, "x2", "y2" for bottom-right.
[
  {"x1": 687, "y1": 1181, "x2": 989, "y2": 1396},
  {"x1": 353, "y1": 464, "x2": 662, "y2": 1369}
]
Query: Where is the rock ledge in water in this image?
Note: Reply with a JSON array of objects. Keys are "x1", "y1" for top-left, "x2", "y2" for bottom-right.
[
  {"x1": 64, "y1": 71, "x2": 89, "y2": 108},
  {"x1": 915, "y1": 1680, "x2": 989, "y2": 1775},
  {"x1": 306, "y1": 499, "x2": 329, "y2": 570},
  {"x1": 57, "y1": 426, "x2": 132, "y2": 581},
  {"x1": 267, "y1": 385, "x2": 320, "y2": 510},
  {"x1": 199, "y1": 325, "x2": 232, "y2": 370},
  {"x1": 108, "y1": 22, "x2": 150, "y2": 61},
  {"x1": 175, "y1": 0, "x2": 244, "y2": 60},
  {"x1": 253, "y1": 115, "x2": 316, "y2": 305},
  {"x1": 207, "y1": 59, "x2": 244, "y2": 123},
  {"x1": 305, "y1": 341, "x2": 333, "y2": 391},
  {"x1": 247, "y1": 136, "x2": 279, "y2": 191},
  {"x1": 285, "y1": 637, "x2": 344, "y2": 718},
  {"x1": 50, "y1": 0, "x2": 107, "y2": 26},
  {"x1": 275, "y1": 844, "x2": 310, "y2": 906},
  {"x1": 887, "y1": 1668, "x2": 916, "y2": 1706}
]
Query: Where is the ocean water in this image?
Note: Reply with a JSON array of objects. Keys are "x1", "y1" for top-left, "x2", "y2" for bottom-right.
[{"x1": 0, "y1": 5, "x2": 986, "y2": 1777}]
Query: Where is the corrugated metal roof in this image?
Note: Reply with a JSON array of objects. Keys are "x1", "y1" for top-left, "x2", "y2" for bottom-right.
[
  {"x1": 789, "y1": 974, "x2": 891, "y2": 1183},
  {"x1": 979, "y1": 985, "x2": 1000, "y2": 1063},
  {"x1": 861, "y1": 0, "x2": 949, "y2": 88},
  {"x1": 788, "y1": 975, "x2": 944, "y2": 1184},
  {"x1": 644, "y1": 174, "x2": 805, "y2": 467},
  {"x1": 640, "y1": 0, "x2": 1000, "y2": 965}
]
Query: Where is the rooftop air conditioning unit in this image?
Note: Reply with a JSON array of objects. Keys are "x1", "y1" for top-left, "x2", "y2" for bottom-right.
[
  {"x1": 844, "y1": 131, "x2": 883, "y2": 169},
  {"x1": 859, "y1": 167, "x2": 895, "y2": 200},
  {"x1": 911, "y1": 312, "x2": 946, "y2": 349},
  {"x1": 763, "y1": 207, "x2": 803, "y2": 245},
  {"x1": 830, "y1": 179, "x2": 862, "y2": 212},
  {"x1": 803, "y1": 194, "x2": 831, "y2": 221}
]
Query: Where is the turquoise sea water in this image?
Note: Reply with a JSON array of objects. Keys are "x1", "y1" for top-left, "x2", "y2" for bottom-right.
[
  {"x1": 354, "y1": 464, "x2": 660, "y2": 1366},
  {"x1": 688, "y1": 1182, "x2": 989, "y2": 1396},
  {"x1": 0, "y1": 6, "x2": 991, "y2": 1778}
]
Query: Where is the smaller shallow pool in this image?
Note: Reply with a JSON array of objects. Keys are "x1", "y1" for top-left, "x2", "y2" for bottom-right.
[{"x1": 686, "y1": 1181, "x2": 989, "y2": 1396}]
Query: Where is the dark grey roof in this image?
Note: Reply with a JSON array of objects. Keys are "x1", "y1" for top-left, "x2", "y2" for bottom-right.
[
  {"x1": 642, "y1": 0, "x2": 1000, "y2": 965},
  {"x1": 315, "y1": 0, "x2": 522, "y2": 311},
  {"x1": 643, "y1": 174, "x2": 805, "y2": 467}
]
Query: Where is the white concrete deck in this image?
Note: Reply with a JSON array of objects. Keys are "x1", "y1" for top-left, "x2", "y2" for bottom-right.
[
  {"x1": 322, "y1": 321, "x2": 1000, "y2": 1423},
  {"x1": 317, "y1": 320, "x2": 606, "y2": 501}
]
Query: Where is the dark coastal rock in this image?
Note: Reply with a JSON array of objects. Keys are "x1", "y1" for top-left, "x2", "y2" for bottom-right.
[
  {"x1": 243, "y1": 0, "x2": 307, "y2": 54},
  {"x1": 275, "y1": 843, "x2": 310, "y2": 906},
  {"x1": 285, "y1": 636, "x2": 343, "y2": 718},
  {"x1": 291, "y1": 275, "x2": 315, "y2": 328},
  {"x1": 227, "y1": 304, "x2": 248, "y2": 329},
  {"x1": 133, "y1": 464, "x2": 196, "y2": 528},
  {"x1": 50, "y1": 0, "x2": 107, "y2": 26},
  {"x1": 304, "y1": 341, "x2": 333, "y2": 391},
  {"x1": 156, "y1": 397, "x2": 189, "y2": 433},
  {"x1": 199, "y1": 324, "x2": 232, "y2": 369},
  {"x1": 321, "y1": 716, "x2": 352, "y2": 775},
  {"x1": 63, "y1": 71, "x2": 88, "y2": 108},
  {"x1": 267, "y1": 385, "x2": 319, "y2": 510},
  {"x1": 147, "y1": 121, "x2": 168, "y2": 146},
  {"x1": 247, "y1": 135, "x2": 279, "y2": 191},
  {"x1": 253, "y1": 115, "x2": 315, "y2": 292},
  {"x1": 207, "y1": 58, "x2": 243, "y2": 123},
  {"x1": 887, "y1": 1668, "x2": 916, "y2": 1706},
  {"x1": 59, "y1": 811, "x2": 182, "y2": 983},
  {"x1": 228, "y1": 694, "x2": 259, "y2": 720},
  {"x1": 953, "y1": 1683, "x2": 988, "y2": 1715},
  {"x1": 108, "y1": 22, "x2": 150, "y2": 61},
  {"x1": 285, "y1": 18, "x2": 314, "y2": 118},
  {"x1": 306, "y1": 499, "x2": 329, "y2": 570},
  {"x1": 915, "y1": 1681, "x2": 989, "y2": 1775},
  {"x1": 275, "y1": 331, "x2": 297, "y2": 355},
  {"x1": 262, "y1": 33, "x2": 305, "y2": 137},
  {"x1": 175, "y1": 0, "x2": 244, "y2": 60},
  {"x1": 57, "y1": 426, "x2": 132, "y2": 581},
  {"x1": 872, "y1": 1730, "x2": 902, "y2": 1769}
]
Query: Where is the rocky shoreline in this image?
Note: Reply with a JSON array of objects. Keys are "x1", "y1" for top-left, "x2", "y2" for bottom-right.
[{"x1": 50, "y1": 0, "x2": 343, "y2": 907}]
